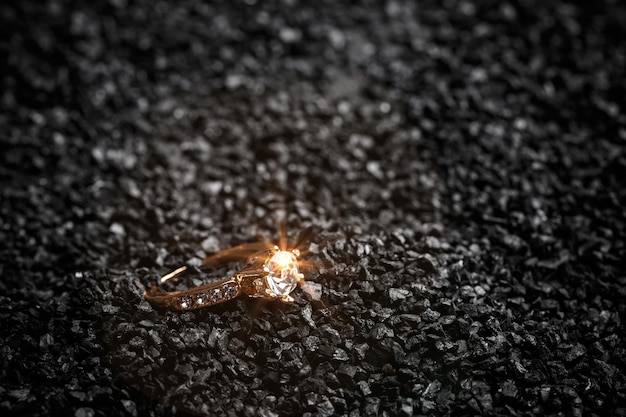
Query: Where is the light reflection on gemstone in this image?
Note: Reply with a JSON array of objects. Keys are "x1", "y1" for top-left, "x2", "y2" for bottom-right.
[
  {"x1": 264, "y1": 251, "x2": 299, "y2": 296},
  {"x1": 196, "y1": 293, "x2": 208, "y2": 305},
  {"x1": 180, "y1": 295, "x2": 193, "y2": 309}
]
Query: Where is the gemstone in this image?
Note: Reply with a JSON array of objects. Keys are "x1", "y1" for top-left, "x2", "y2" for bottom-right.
[
  {"x1": 264, "y1": 251, "x2": 299, "y2": 296},
  {"x1": 210, "y1": 288, "x2": 223, "y2": 302},
  {"x1": 180, "y1": 296, "x2": 193, "y2": 309},
  {"x1": 223, "y1": 283, "x2": 238, "y2": 298},
  {"x1": 196, "y1": 293, "x2": 208, "y2": 305}
]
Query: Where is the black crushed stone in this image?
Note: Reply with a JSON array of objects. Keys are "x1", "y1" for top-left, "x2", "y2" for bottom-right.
[{"x1": 1, "y1": 0, "x2": 625, "y2": 416}]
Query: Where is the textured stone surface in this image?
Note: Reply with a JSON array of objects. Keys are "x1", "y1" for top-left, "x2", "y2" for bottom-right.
[{"x1": 1, "y1": 0, "x2": 625, "y2": 416}]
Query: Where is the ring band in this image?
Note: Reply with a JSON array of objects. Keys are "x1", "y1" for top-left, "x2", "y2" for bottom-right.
[{"x1": 144, "y1": 242, "x2": 305, "y2": 311}]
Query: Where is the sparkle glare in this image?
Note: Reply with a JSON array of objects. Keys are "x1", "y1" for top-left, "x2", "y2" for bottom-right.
[
  {"x1": 271, "y1": 251, "x2": 296, "y2": 267},
  {"x1": 264, "y1": 250, "x2": 300, "y2": 296}
]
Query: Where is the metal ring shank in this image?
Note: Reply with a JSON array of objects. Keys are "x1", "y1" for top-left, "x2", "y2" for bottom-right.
[
  {"x1": 145, "y1": 275, "x2": 243, "y2": 310},
  {"x1": 144, "y1": 243, "x2": 272, "y2": 311}
]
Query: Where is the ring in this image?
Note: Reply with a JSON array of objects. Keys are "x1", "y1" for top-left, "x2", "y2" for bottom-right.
[{"x1": 144, "y1": 243, "x2": 305, "y2": 311}]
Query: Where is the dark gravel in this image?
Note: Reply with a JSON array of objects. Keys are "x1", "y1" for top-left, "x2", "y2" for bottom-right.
[{"x1": 1, "y1": 0, "x2": 625, "y2": 416}]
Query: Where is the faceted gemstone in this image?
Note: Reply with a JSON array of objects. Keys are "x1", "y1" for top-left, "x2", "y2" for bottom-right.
[
  {"x1": 210, "y1": 288, "x2": 223, "y2": 302},
  {"x1": 196, "y1": 293, "x2": 208, "y2": 305},
  {"x1": 223, "y1": 283, "x2": 238, "y2": 298},
  {"x1": 264, "y1": 251, "x2": 299, "y2": 296},
  {"x1": 180, "y1": 295, "x2": 193, "y2": 309}
]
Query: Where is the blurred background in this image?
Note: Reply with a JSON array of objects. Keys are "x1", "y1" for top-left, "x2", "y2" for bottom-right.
[{"x1": 1, "y1": 1, "x2": 625, "y2": 416}]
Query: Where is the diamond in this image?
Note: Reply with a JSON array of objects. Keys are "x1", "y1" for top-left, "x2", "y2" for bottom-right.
[
  {"x1": 223, "y1": 283, "x2": 238, "y2": 298},
  {"x1": 264, "y1": 251, "x2": 299, "y2": 297},
  {"x1": 180, "y1": 295, "x2": 193, "y2": 309},
  {"x1": 210, "y1": 288, "x2": 223, "y2": 302},
  {"x1": 196, "y1": 293, "x2": 208, "y2": 305}
]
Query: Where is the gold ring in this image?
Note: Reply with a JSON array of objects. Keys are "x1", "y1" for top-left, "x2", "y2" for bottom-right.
[{"x1": 144, "y1": 242, "x2": 306, "y2": 311}]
